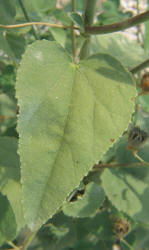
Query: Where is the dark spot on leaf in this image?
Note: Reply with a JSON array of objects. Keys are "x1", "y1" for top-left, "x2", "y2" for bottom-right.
[{"x1": 69, "y1": 189, "x2": 85, "y2": 202}]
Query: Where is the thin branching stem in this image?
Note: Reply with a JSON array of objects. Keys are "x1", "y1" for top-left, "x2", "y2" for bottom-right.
[
  {"x1": 19, "y1": 230, "x2": 37, "y2": 250},
  {"x1": 18, "y1": 0, "x2": 39, "y2": 39},
  {"x1": 0, "y1": 22, "x2": 79, "y2": 30},
  {"x1": 7, "y1": 241, "x2": 20, "y2": 250},
  {"x1": 121, "y1": 238, "x2": 134, "y2": 250},
  {"x1": 93, "y1": 161, "x2": 149, "y2": 170},
  {"x1": 1, "y1": 10, "x2": 149, "y2": 37}
]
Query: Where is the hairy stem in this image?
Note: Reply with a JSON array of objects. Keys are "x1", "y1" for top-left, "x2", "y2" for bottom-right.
[
  {"x1": 86, "y1": 10, "x2": 149, "y2": 34},
  {"x1": 130, "y1": 58, "x2": 149, "y2": 73},
  {"x1": 18, "y1": 0, "x2": 38, "y2": 39},
  {"x1": 71, "y1": 0, "x2": 77, "y2": 63},
  {"x1": 80, "y1": 0, "x2": 97, "y2": 59}
]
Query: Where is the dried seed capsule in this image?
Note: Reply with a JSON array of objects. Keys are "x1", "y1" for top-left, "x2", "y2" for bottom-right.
[
  {"x1": 113, "y1": 218, "x2": 130, "y2": 240},
  {"x1": 139, "y1": 73, "x2": 149, "y2": 95},
  {"x1": 127, "y1": 127, "x2": 148, "y2": 150},
  {"x1": 127, "y1": 127, "x2": 148, "y2": 162}
]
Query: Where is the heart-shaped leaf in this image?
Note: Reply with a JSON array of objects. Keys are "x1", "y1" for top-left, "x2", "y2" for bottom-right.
[{"x1": 16, "y1": 40, "x2": 136, "y2": 230}]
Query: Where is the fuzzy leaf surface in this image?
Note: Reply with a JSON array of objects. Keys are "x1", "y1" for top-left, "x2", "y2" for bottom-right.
[{"x1": 16, "y1": 40, "x2": 136, "y2": 230}]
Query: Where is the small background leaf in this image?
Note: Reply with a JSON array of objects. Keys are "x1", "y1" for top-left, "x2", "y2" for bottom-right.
[
  {"x1": 6, "y1": 32, "x2": 26, "y2": 60},
  {"x1": 63, "y1": 182, "x2": 105, "y2": 218},
  {"x1": 101, "y1": 168, "x2": 149, "y2": 223},
  {"x1": 2, "y1": 180, "x2": 25, "y2": 232},
  {"x1": 0, "y1": 93, "x2": 16, "y2": 134},
  {"x1": 90, "y1": 33, "x2": 148, "y2": 70},
  {"x1": 97, "y1": 0, "x2": 132, "y2": 24},
  {"x1": 0, "y1": 193, "x2": 17, "y2": 246},
  {"x1": 0, "y1": 0, "x2": 16, "y2": 25},
  {"x1": 0, "y1": 32, "x2": 16, "y2": 63},
  {"x1": 69, "y1": 12, "x2": 84, "y2": 29},
  {"x1": 0, "y1": 137, "x2": 19, "y2": 182},
  {"x1": 0, "y1": 137, "x2": 25, "y2": 233}
]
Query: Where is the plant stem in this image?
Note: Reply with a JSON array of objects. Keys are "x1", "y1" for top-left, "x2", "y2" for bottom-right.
[
  {"x1": 79, "y1": 36, "x2": 91, "y2": 60},
  {"x1": 84, "y1": 0, "x2": 98, "y2": 26},
  {"x1": 8, "y1": 241, "x2": 20, "y2": 250},
  {"x1": 71, "y1": 0, "x2": 77, "y2": 63},
  {"x1": 121, "y1": 238, "x2": 134, "y2": 250},
  {"x1": 136, "y1": 0, "x2": 140, "y2": 44},
  {"x1": 80, "y1": 0, "x2": 97, "y2": 59},
  {"x1": 18, "y1": 0, "x2": 38, "y2": 39},
  {"x1": 93, "y1": 161, "x2": 149, "y2": 170},
  {"x1": 86, "y1": 10, "x2": 149, "y2": 35},
  {"x1": 19, "y1": 230, "x2": 37, "y2": 250},
  {"x1": 130, "y1": 58, "x2": 149, "y2": 73},
  {"x1": 134, "y1": 152, "x2": 145, "y2": 163},
  {"x1": 0, "y1": 22, "x2": 79, "y2": 30}
]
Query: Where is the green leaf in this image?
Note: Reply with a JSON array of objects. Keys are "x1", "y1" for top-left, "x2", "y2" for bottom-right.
[
  {"x1": 138, "y1": 95, "x2": 149, "y2": 113},
  {"x1": 51, "y1": 9, "x2": 72, "y2": 26},
  {"x1": 0, "y1": 0, "x2": 16, "y2": 25},
  {"x1": 0, "y1": 31, "x2": 26, "y2": 62},
  {"x1": 36, "y1": 212, "x2": 76, "y2": 250},
  {"x1": 50, "y1": 28, "x2": 67, "y2": 47},
  {"x1": 90, "y1": 33, "x2": 148, "y2": 70},
  {"x1": 0, "y1": 93, "x2": 17, "y2": 134},
  {"x1": 74, "y1": 211, "x2": 114, "y2": 242},
  {"x1": 0, "y1": 137, "x2": 24, "y2": 232},
  {"x1": 101, "y1": 169, "x2": 149, "y2": 223},
  {"x1": 0, "y1": 137, "x2": 20, "y2": 186},
  {"x1": 97, "y1": 0, "x2": 132, "y2": 25},
  {"x1": 70, "y1": 12, "x2": 84, "y2": 29},
  {"x1": 0, "y1": 32, "x2": 16, "y2": 62},
  {"x1": 16, "y1": 40, "x2": 136, "y2": 230},
  {"x1": 23, "y1": 0, "x2": 56, "y2": 14},
  {"x1": 49, "y1": 210, "x2": 113, "y2": 249},
  {"x1": 0, "y1": 94, "x2": 16, "y2": 117},
  {"x1": 49, "y1": 223, "x2": 69, "y2": 238},
  {"x1": 63, "y1": 182, "x2": 105, "y2": 218},
  {"x1": 2, "y1": 180, "x2": 25, "y2": 232},
  {"x1": 0, "y1": 65, "x2": 16, "y2": 97},
  {"x1": 115, "y1": 135, "x2": 149, "y2": 183},
  {"x1": 134, "y1": 226, "x2": 149, "y2": 249},
  {"x1": 6, "y1": 32, "x2": 26, "y2": 60},
  {"x1": 0, "y1": 193, "x2": 17, "y2": 246}
]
